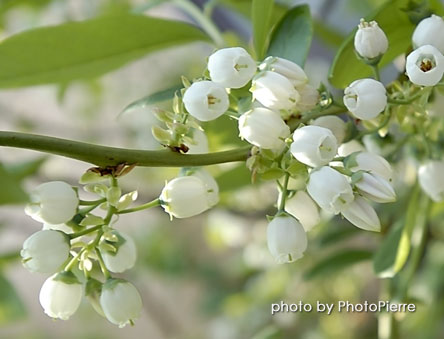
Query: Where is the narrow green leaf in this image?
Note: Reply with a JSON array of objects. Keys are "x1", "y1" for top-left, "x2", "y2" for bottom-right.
[
  {"x1": 313, "y1": 19, "x2": 345, "y2": 48},
  {"x1": 252, "y1": 0, "x2": 274, "y2": 59},
  {"x1": 373, "y1": 220, "x2": 404, "y2": 278},
  {"x1": 120, "y1": 85, "x2": 182, "y2": 116},
  {"x1": 0, "y1": 273, "x2": 27, "y2": 324},
  {"x1": 328, "y1": 0, "x2": 444, "y2": 89},
  {"x1": 0, "y1": 163, "x2": 28, "y2": 205},
  {"x1": 5, "y1": 157, "x2": 46, "y2": 181},
  {"x1": 305, "y1": 249, "x2": 373, "y2": 280},
  {"x1": 266, "y1": 5, "x2": 313, "y2": 66},
  {"x1": 0, "y1": 14, "x2": 210, "y2": 88}
]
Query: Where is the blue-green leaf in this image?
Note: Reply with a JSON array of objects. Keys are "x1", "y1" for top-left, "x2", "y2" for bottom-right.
[
  {"x1": 0, "y1": 14, "x2": 210, "y2": 88},
  {"x1": 266, "y1": 5, "x2": 313, "y2": 66},
  {"x1": 252, "y1": 0, "x2": 274, "y2": 59}
]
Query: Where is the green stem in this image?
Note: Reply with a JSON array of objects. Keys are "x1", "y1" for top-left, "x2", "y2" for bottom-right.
[
  {"x1": 371, "y1": 64, "x2": 380, "y2": 81},
  {"x1": 117, "y1": 198, "x2": 161, "y2": 214},
  {"x1": 172, "y1": 0, "x2": 225, "y2": 47},
  {"x1": 388, "y1": 89, "x2": 427, "y2": 105},
  {"x1": 79, "y1": 198, "x2": 106, "y2": 206},
  {"x1": 277, "y1": 172, "x2": 290, "y2": 212},
  {"x1": 357, "y1": 109, "x2": 391, "y2": 138},
  {"x1": 70, "y1": 224, "x2": 103, "y2": 239},
  {"x1": 95, "y1": 247, "x2": 111, "y2": 279},
  {"x1": 64, "y1": 248, "x2": 85, "y2": 271},
  {"x1": 0, "y1": 131, "x2": 250, "y2": 167}
]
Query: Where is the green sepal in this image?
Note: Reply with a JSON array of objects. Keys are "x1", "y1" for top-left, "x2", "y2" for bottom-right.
[
  {"x1": 351, "y1": 170, "x2": 365, "y2": 185},
  {"x1": 79, "y1": 171, "x2": 108, "y2": 184},
  {"x1": 343, "y1": 151, "x2": 360, "y2": 169},
  {"x1": 80, "y1": 214, "x2": 105, "y2": 227},
  {"x1": 102, "y1": 278, "x2": 127, "y2": 291},
  {"x1": 53, "y1": 270, "x2": 81, "y2": 285}
]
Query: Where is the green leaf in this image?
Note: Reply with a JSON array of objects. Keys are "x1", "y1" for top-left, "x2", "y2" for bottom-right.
[
  {"x1": 313, "y1": 19, "x2": 345, "y2": 49},
  {"x1": 0, "y1": 163, "x2": 28, "y2": 205},
  {"x1": 266, "y1": 5, "x2": 313, "y2": 66},
  {"x1": 5, "y1": 157, "x2": 46, "y2": 181},
  {"x1": 373, "y1": 185, "x2": 430, "y2": 277},
  {"x1": 252, "y1": 0, "x2": 274, "y2": 59},
  {"x1": 0, "y1": 14, "x2": 210, "y2": 88},
  {"x1": 328, "y1": 0, "x2": 444, "y2": 88},
  {"x1": 120, "y1": 85, "x2": 182, "y2": 116},
  {"x1": 0, "y1": 273, "x2": 27, "y2": 324},
  {"x1": 305, "y1": 249, "x2": 373, "y2": 280},
  {"x1": 217, "y1": 164, "x2": 251, "y2": 193}
]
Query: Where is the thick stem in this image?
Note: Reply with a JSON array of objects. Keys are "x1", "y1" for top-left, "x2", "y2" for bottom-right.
[{"x1": 0, "y1": 131, "x2": 250, "y2": 167}]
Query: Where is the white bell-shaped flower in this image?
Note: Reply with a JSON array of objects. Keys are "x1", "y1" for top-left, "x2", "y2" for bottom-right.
[
  {"x1": 412, "y1": 15, "x2": 444, "y2": 54},
  {"x1": 251, "y1": 71, "x2": 300, "y2": 111},
  {"x1": 290, "y1": 126, "x2": 338, "y2": 167},
  {"x1": 343, "y1": 78, "x2": 387, "y2": 120},
  {"x1": 405, "y1": 45, "x2": 444, "y2": 86},
  {"x1": 354, "y1": 19, "x2": 388, "y2": 59},
  {"x1": 338, "y1": 140, "x2": 366, "y2": 157},
  {"x1": 101, "y1": 231, "x2": 137, "y2": 273},
  {"x1": 355, "y1": 173, "x2": 396, "y2": 203},
  {"x1": 267, "y1": 215, "x2": 307, "y2": 264},
  {"x1": 208, "y1": 47, "x2": 257, "y2": 88},
  {"x1": 260, "y1": 56, "x2": 308, "y2": 87},
  {"x1": 238, "y1": 107, "x2": 290, "y2": 150},
  {"x1": 307, "y1": 166, "x2": 354, "y2": 214},
  {"x1": 183, "y1": 81, "x2": 229, "y2": 121},
  {"x1": 341, "y1": 196, "x2": 381, "y2": 232},
  {"x1": 100, "y1": 279, "x2": 142, "y2": 328},
  {"x1": 187, "y1": 129, "x2": 209, "y2": 154},
  {"x1": 43, "y1": 223, "x2": 73, "y2": 234},
  {"x1": 350, "y1": 152, "x2": 393, "y2": 182},
  {"x1": 21, "y1": 230, "x2": 70, "y2": 274},
  {"x1": 284, "y1": 191, "x2": 320, "y2": 232},
  {"x1": 312, "y1": 116, "x2": 347, "y2": 144},
  {"x1": 188, "y1": 168, "x2": 219, "y2": 207},
  {"x1": 25, "y1": 181, "x2": 78, "y2": 225},
  {"x1": 39, "y1": 271, "x2": 83, "y2": 320},
  {"x1": 418, "y1": 160, "x2": 444, "y2": 202},
  {"x1": 296, "y1": 84, "x2": 319, "y2": 112},
  {"x1": 160, "y1": 176, "x2": 212, "y2": 218}
]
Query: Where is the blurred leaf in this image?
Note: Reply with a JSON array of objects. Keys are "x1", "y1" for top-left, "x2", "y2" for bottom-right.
[
  {"x1": 0, "y1": 273, "x2": 26, "y2": 324},
  {"x1": 0, "y1": 163, "x2": 28, "y2": 205},
  {"x1": 317, "y1": 226, "x2": 359, "y2": 247},
  {"x1": 252, "y1": 325, "x2": 283, "y2": 339},
  {"x1": 5, "y1": 157, "x2": 46, "y2": 181},
  {"x1": 267, "y1": 5, "x2": 313, "y2": 67},
  {"x1": 313, "y1": 19, "x2": 345, "y2": 48},
  {"x1": 217, "y1": 164, "x2": 251, "y2": 192},
  {"x1": 329, "y1": 0, "x2": 444, "y2": 88},
  {"x1": 252, "y1": 0, "x2": 274, "y2": 59},
  {"x1": 120, "y1": 85, "x2": 182, "y2": 116},
  {"x1": 305, "y1": 249, "x2": 373, "y2": 280},
  {"x1": 0, "y1": 14, "x2": 210, "y2": 88},
  {"x1": 203, "y1": 114, "x2": 246, "y2": 148},
  {"x1": 373, "y1": 185, "x2": 430, "y2": 277}
]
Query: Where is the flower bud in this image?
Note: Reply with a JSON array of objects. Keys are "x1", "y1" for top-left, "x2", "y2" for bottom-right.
[
  {"x1": 25, "y1": 181, "x2": 78, "y2": 225},
  {"x1": 343, "y1": 78, "x2": 387, "y2": 120},
  {"x1": 39, "y1": 271, "x2": 83, "y2": 320},
  {"x1": 260, "y1": 56, "x2": 308, "y2": 87},
  {"x1": 312, "y1": 116, "x2": 347, "y2": 144},
  {"x1": 267, "y1": 215, "x2": 307, "y2": 264},
  {"x1": 188, "y1": 168, "x2": 219, "y2": 207},
  {"x1": 160, "y1": 176, "x2": 212, "y2": 218},
  {"x1": 208, "y1": 47, "x2": 257, "y2": 88},
  {"x1": 101, "y1": 231, "x2": 137, "y2": 273},
  {"x1": 284, "y1": 191, "x2": 320, "y2": 231},
  {"x1": 412, "y1": 15, "x2": 444, "y2": 54},
  {"x1": 238, "y1": 107, "x2": 290, "y2": 150},
  {"x1": 251, "y1": 71, "x2": 300, "y2": 111},
  {"x1": 290, "y1": 126, "x2": 338, "y2": 167},
  {"x1": 100, "y1": 279, "x2": 142, "y2": 328},
  {"x1": 350, "y1": 152, "x2": 393, "y2": 182},
  {"x1": 307, "y1": 166, "x2": 354, "y2": 214},
  {"x1": 341, "y1": 196, "x2": 381, "y2": 232},
  {"x1": 418, "y1": 160, "x2": 444, "y2": 202},
  {"x1": 21, "y1": 230, "x2": 70, "y2": 273},
  {"x1": 182, "y1": 81, "x2": 229, "y2": 121},
  {"x1": 296, "y1": 84, "x2": 319, "y2": 112},
  {"x1": 405, "y1": 44, "x2": 444, "y2": 86},
  {"x1": 355, "y1": 173, "x2": 396, "y2": 203},
  {"x1": 354, "y1": 19, "x2": 388, "y2": 59}
]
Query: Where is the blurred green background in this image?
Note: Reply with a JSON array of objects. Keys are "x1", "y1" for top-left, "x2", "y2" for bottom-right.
[{"x1": 1, "y1": 1, "x2": 444, "y2": 338}]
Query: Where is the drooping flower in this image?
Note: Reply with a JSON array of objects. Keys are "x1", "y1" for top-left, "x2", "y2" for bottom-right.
[
  {"x1": 341, "y1": 196, "x2": 381, "y2": 232},
  {"x1": 312, "y1": 116, "x2": 347, "y2": 145},
  {"x1": 412, "y1": 15, "x2": 444, "y2": 54},
  {"x1": 284, "y1": 191, "x2": 320, "y2": 231},
  {"x1": 101, "y1": 231, "x2": 137, "y2": 273},
  {"x1": 405, "y1": 45, "x2": 444, "y2": 87},
  {"x1": 418, "y1": 160, "x2": 444, "y2": 202}
]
